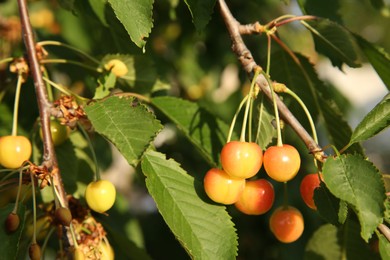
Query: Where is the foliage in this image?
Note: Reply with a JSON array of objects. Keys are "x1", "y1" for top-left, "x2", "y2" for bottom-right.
[{"x1": 0, "y1": 0, "x2": 389, "y2": 259}]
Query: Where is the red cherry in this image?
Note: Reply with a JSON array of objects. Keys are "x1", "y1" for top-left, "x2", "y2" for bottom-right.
[
  {"x1": 300, "y1": 173, "x2": 322, "y2": 210},
  {"x1": 235, "y1": 179, "x2": 274, "y2": 215}
]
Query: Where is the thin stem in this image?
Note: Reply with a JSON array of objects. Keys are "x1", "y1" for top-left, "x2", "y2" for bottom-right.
[
  {"x1": 69, "y1": 224, "x2": 79, "y2": 248},
  {"x1": 30, "y1": 172, "x2": 37, "y2": 243},
  {"x1": 248, "y1": 97, "x2": 254, "y2": 142},
  {"x1": 41, "y1": 226, "x2": 55, "y2": 258},
  {"x1": 41, "y1": 59, "x2": 103, "y2": 73},
  {"x1": 284, "y1": 88, "x2": 318, "y2": 144},
  {"x1": 255, "y1": 95, "x2": 264, "y2": 144},
  {"x1": 77, "y1": 122, "x2": 100, "y2": 181},
  {"x1": 265, "y1": 34, "x2": 272, "y2": 75},
  {"x1": 0, "y1": 57, "x2": 14, "y2": 65},
  {"x1": 38, "y1": 40, "x2": 101, "y2": 65},
  {"x1": 240, "y1": 69, "x2": 261, "y2": 142},
  {"x1": 11, "y1": 73, "x2": 23, "y2": 136},
  {"x1": 42, "y1": 77, "x2": 89, "y2": 102},
  {"x1": 227, "y1": 95, "x2": 249, "y2": 143},
  {"x1": 273, "y1": 15, "x2": 316, "y2": 28},
  {"x1": 12, "y1": 168, "x2": 24, "y2": 214},
  {"x1": 263, "y1": 72, "x2": 282, "y2": 146},
  {"x1": 42, "y1": 69, "x2": 54, "y2": 102}
]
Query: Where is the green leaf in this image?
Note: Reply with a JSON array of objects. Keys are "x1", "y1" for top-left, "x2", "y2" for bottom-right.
[
  {"x1": 255, "y1": 98, "x2": 276, "y2": 149},
  {"x1": 151, "y1": 96, "x2": 234, "y2": 166},
  {"x1": 342, "y1": 218, "x2": 378, "y2": 260},
  {"x1": 369, "y1": 0, "x2": 385, "y2": 10},
  {"x1": 94, "y1": 72, "x2": 117, "y2": 100},
  {"x1": 304, "y1": 224, "x2": 341, "y2": 260},
  {"x1": 314, "y1": 182, "x2": 341, "y2": 225},
  {"x1": 354, "y1": 35, "x2": 390, "y2": 90},
  {"x1": 184, "y1": 0, "x2": 216, "y2": 31},
  {"x1": 58, "y1": 0, "x2": 75, "y2": 10},
  {"x1": 322, "y1": 154, "x2": 386, "y2": 241},
  {"x1": 297, "y1": 0, "x2": 342, "y2": 23},
  {"x1": 0, "y1": 204, "x2": 26, "y2": 260},
  {"x1": 350, "y1": 93, "x2": 390, "y2": 144},
  {"x1": 108, "y1": 0, "x2": 154, "y2": 48},
  {"x1": 141, "y1": 150, "x2": 238, "y2": 260},
  {"x1": 100, "y1": 54, "x2": 169, "y2": 95},
  {"x1": 305, "y1": 220, "x2": 378, "y2": 260},
  {"x1": 378, "y1": 232, "x2": 390, "y2": 260},
  {"x1": 302, "y1": 18, "x2": 361, "y2": 69},
  {"x1": 85, "y1": 96, "x2": 162, "y2": 166},
  {"x1": 89, "y1": 0, "x2": 108, "y2": 26}
]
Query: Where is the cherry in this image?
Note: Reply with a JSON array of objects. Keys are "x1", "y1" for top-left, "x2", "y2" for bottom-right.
[
  {"x1": 55, "y1": 207, "x2": 72, "y2": 226},
  {"x1": 74, "y1": 247, "x2": 85, "y2": 260},
  {"x1": 235, "y1": 179, "x2": 274, "y2": 215},
  {"x1": 263, "y1": 144, "x2": 301, "y2": 182},
  {"x1": 40, "y1": 119, "x2": 70, "y2": 146},
  {"x1": 29, "y1": 243, "x2": 41, "y2": 260},
  {"x1": 99, "y1": 241, "x2": 115, "y2": 260},
  {"x1": 269, "y1": 206, "x2": 304, "y2": 243},
  {"x1": 104, "y1": 59, "x2": 128, "y2": 77},
  {"x1": 0, "y1": 135, "x2": 32, "y2": 169},
  {"x1": 5, "y1": 212, "x2": 20, "y2": 233},
  {"x1": 300, "y1": 173, "x2": 322, "y2": 210},
  {"x1": 85, "y1": 180, "x2": 116, "y2": 213},
  {"x1": 220, "y1": 141, "x2": 263, "y2": 179},
  {"x1": 203, "y1": 168, "x2": 245, "y2": 205}
]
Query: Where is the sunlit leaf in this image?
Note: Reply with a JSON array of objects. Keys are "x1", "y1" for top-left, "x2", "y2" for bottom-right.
[
  {"x1": 378, "y1": 232, "x2": 390, "y2": 260},
  {"x1": 354, "y1": 34, "x2": 390, "y2": 90},
  {"x1": 350, "y1": 93, "x2": 390, "y2": 144},
  {"x1": 184, "y1": 0, "x2": 216, "y2": 31},
  {"x1": 152, "y1": 96, "x2": 234, "y2": 166},
  {"x1": 141, "y1": 150, "x2": 238, "y2": 260},
  {"x1": 108, "y1": 0, "x2": 154, "y2": 48},
  {"x1": 322, "y1": 154, "x2": 386, "y2": 241},
  {"x1": 85, "y1": 96, "x2": 162, "y2": 166},
  {"x1": 302, "y1": 18, "x2": 361, "y2": 69},
  {"x1": 304, "y1": 224, "x2": 341, "y2": 260}
]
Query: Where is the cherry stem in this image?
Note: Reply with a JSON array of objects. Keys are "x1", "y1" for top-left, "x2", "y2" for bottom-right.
[
  {"x1": 284, "y1": 87, "x2": 318, "y2": 144},
  {"x1": 255, "y1": 95, "x2": 265, "y2": 144},
  {"x1": 41, "y1": 59, "x2": 103, "y2": 73},
  {"x1": 11, "y1": 73, "x2": 23, "y2": 137},
  {"x1": 42, "y1": 69, "x2": 54, "y2": 102},
  {"x1": 37, "y1": 41, "x2": 101, "y2": 66},
  {"x1": 41, "y1": 227, "x2": 55, "y2": 257},
  {"x1": 12, "y1": 168, "x2": 24, "y2": 214},
  {"x1": 30, "y1": 171, "x2": 37, "y2": 244},
  {"x1": 218, "y1": 0, "x2": 323, "y2": 155},
  {"x1": 42, "y1": 77, "x2": 89, "y2": 102},
  {"x1": 240, "y1": 68, "x2": 261, "y2": 142},
  {"x1": 227, "y1": 95, "x2": 249, "y2": 143},
  {"x1": 0, "y1": 57, "x2": 14, "y2": 65},
  {"x1": 263, "y1": 72, "x2": 283, "y2": 147},
  {"x1": 248, "y1": 97, "x2": 254, "y2": 142},
  {"x1": 77, "y1": 122, "x2": 100, "y2": 181}
]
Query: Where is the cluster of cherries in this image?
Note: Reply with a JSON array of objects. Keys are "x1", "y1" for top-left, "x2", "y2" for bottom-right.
[
  {"x1": 1, "y1": 119, "x2": 116, "y2": 259},
  {"x1": 203, "y1": 140, "x2": 322, "y2": 243}
]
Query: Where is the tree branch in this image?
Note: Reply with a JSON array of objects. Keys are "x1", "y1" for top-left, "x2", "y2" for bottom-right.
[
  {"x1": 218, "y1": 0, "x2": 324, "y2": 159},
  {"x1": 17, "y1": 0, "x2": 68, "y2": 205}
]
